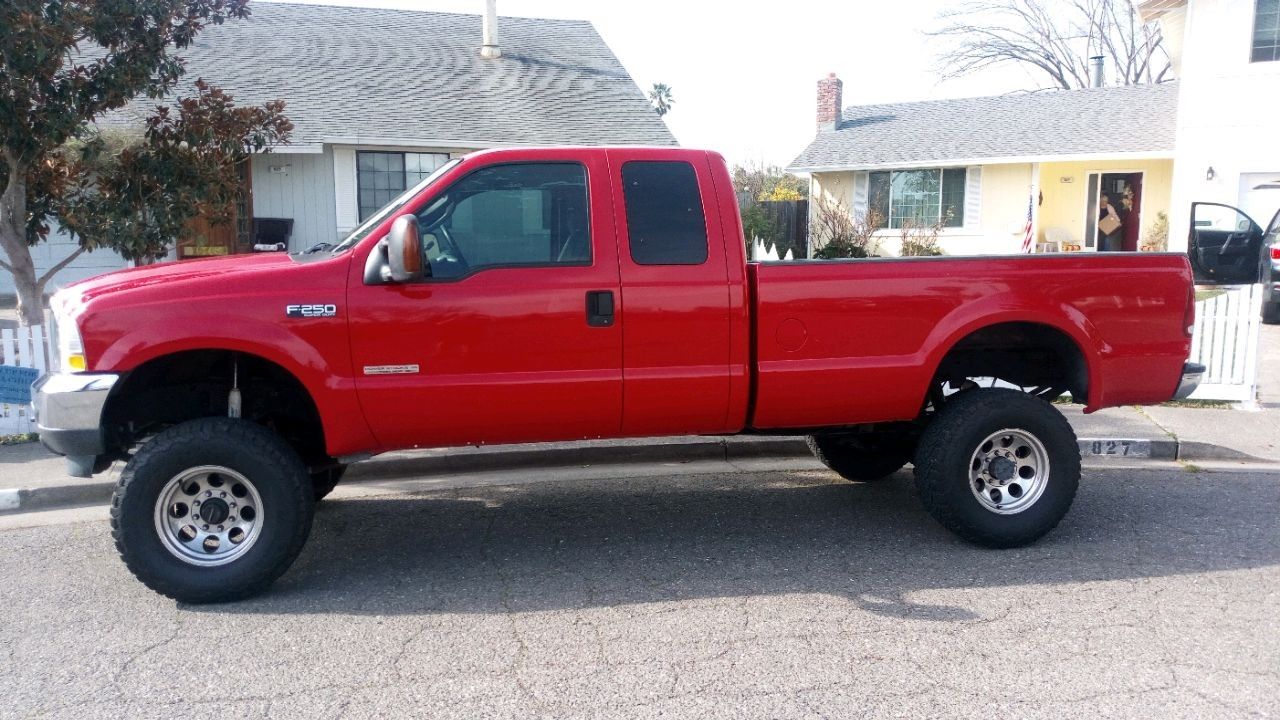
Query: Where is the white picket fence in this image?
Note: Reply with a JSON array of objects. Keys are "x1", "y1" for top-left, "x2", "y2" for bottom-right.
[
  {"x1": 1188, "y1": 284, "x2": 1263, "y2": 403},
  {"x1": 0, "y1": 324, "x2": 51, "y2": 435}
]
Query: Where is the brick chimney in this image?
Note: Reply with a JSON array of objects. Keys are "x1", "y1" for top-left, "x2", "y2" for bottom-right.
[{"x1": 816, "y1": 73, "x2": 843, "y2": 133}]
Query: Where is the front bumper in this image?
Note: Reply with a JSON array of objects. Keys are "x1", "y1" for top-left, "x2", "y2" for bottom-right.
[
  {"x1": 1173, "y1": 362, "x2": 1206, "y2": 400},
  {"x1": 32, "y1": 372, "x2": 119, "y2": 477}
]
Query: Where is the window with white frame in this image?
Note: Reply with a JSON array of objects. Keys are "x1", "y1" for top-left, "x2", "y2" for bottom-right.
[
  {"x1": 1254, "y1": 0, "x2": 1280, "y2": 62},
  {"x1": 357, "y1": 151, "x2": 449, "y2": 221},
  {"x1": 868, "y1": 168, "x2": 967, "y2": 229}
]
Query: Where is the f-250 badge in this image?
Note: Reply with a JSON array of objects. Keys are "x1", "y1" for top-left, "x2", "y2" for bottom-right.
[{"x1": 285, "y1": 303, "x2": 338, "y2": 318}]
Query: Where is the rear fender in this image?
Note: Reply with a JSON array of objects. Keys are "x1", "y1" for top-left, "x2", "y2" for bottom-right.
[{"x1": 919, "y1": 296, "x2": 1104, "y2": 411}]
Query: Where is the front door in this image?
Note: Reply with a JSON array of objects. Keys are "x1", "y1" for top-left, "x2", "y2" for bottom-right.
[
  {"x1": 1083, "y1": 171, "x2": 1142, "y2": 252},
  {"x1": 1188, "y1": 202, "x2": 1267, "y2": 285},
  {"x1": 178, "y1": 160, "x2": 252, "y2": 259},
  {"x1": 347, "y1": 155, "x2": 623, "y2": 450}
]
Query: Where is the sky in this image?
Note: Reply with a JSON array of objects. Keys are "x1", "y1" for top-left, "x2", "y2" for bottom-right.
[{"x1": 265, "y1": 0, "x2": 1043, "y2": 169}]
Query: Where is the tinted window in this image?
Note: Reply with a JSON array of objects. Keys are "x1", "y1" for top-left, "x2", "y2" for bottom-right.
[
  {"x1": 417, "y1": 163, "x2": 590, "y2": 280},
  {"x1": 622, "y1": 161, "x2": 708, "y2": 265}
]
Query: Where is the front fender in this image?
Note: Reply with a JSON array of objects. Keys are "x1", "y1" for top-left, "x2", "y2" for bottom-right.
[{"x1": 92, "y1": 313, "x2": 378, "y2": 457}]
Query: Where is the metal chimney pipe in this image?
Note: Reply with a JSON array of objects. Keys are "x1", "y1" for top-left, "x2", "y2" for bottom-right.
[
  {"x1": 1090, "y1": 55, "x2": 1104, "y2": 88},
  {"x1": 481, "y1": 0, "x2": 501, "y2": 59}
]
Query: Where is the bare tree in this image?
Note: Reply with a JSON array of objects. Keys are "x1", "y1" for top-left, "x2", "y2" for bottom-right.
[{"x1": 931, "y1": 0, "x2": 1172, "y2": 89}]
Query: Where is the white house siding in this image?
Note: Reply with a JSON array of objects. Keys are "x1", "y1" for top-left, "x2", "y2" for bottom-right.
[
  {"x1": 250, "y1": 150, "x2": 339, "y2": 251},
  {"x1": 0, "y1": 229, "x2": 130, "y2": 296},
  {"x1": 811, "y1": 162, "x2": 1035, "y2": 257},
  {"x1": 1163, "y1": 0, "x2": 1280, "y2": 247}
]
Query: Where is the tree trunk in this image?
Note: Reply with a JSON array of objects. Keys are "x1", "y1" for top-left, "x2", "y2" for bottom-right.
[{"x1": 0, "y1": 154, "x2": 45, "y2": 326}]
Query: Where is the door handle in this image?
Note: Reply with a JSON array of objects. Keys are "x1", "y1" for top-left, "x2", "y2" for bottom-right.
[{"x1": 586, "y1": 290, "x2": 614, "y2": 327}]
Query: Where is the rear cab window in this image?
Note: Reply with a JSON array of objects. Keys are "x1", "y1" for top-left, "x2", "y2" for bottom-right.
[{"x1": 621, "y1": 161, "x2": 709, "y2": 265}]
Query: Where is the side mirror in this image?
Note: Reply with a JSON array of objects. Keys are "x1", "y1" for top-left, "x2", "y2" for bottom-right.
[{"x1": 385, "y1": 215, "x2": 425, "y2": 283}]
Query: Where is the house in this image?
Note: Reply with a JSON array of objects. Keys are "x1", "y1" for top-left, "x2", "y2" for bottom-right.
[
  {"x1": 10, "y1": 1, "x2": 675, "y2": 294},
  {"x1": 789, "y1": 75, "x2": 1179, "y2": 257},
  {"x1": 1139, "y1": 0, "x2": 1280, "y2": 236}
]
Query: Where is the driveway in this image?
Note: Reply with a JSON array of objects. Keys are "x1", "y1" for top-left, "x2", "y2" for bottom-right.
[{"x1": 2, "y1": 462, "x2": 1277, "y2": 719}]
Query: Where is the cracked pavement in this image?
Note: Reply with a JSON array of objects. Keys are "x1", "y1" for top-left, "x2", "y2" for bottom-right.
[{"x1": 1, "y1": 461, "x2": 1278, "y2": 719}]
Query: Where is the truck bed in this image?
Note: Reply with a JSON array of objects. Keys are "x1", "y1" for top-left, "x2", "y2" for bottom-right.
[{"x1": 748, "y1": 253, "x2": 1194, "y2": 430}]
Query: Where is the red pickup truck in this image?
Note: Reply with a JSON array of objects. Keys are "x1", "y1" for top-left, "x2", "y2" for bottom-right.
[{"x1": 33, "y1": 147, "x2": 1202, "y2": 602}]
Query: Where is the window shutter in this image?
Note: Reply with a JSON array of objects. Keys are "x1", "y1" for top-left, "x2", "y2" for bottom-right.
[
  {"x1": 852, "y1": 172, "x2": 869, "y2": 218},
  {"x1": 963, "y1": 166, "x2": 982, "y2": 230},
  {"x1": 333, "y1": 147, "x2": 358, "y2": 234}
]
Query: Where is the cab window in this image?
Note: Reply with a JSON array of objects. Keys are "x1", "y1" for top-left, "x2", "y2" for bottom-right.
[
  {"x1": 622, "y1": 161, "x2": 709, "y2": 266},
  {"x1": 416, "y1": 163, "x2": 590, "y2": 280}
]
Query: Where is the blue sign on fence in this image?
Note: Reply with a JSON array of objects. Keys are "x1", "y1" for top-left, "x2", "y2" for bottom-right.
[{"x1": 0, "y1": 365, "x2": 41, "y2": 406}]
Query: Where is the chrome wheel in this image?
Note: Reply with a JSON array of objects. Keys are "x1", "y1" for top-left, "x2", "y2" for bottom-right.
[
  {"x1": 968, "y1": 429, "x2": 1050, "y2": 515},
  {"x1": 154, "y1": 465, "x2": 264, "y2": 566}
]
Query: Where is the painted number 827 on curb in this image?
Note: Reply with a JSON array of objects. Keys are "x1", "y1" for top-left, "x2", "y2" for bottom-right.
[{"x1": 1083, "y1": 439, "x2": 1151, "y2": 457}]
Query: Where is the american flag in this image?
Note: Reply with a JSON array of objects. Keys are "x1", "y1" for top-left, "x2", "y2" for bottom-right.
[{"x1": 1020, "y1": 195, "x2": 1035, "y2": 253}]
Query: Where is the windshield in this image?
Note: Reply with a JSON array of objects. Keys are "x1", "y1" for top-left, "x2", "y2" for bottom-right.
[{"x1": 329, "y1": 158, "x2": 462, "y2": 253}]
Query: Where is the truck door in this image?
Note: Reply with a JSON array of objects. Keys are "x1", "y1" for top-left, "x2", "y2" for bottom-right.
[
  {"x1": 1189, "y1": 202, "x2": 1266, "y2": 285},
  {"x1": 347, "y1": 155, "x2": 623, "y2": 449},
  {"x1": 608, "y1": 150, "x2": 735, "y2": 435}
]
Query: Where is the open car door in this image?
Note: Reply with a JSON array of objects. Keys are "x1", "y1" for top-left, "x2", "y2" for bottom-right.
[{"x1": 1189, "y1": 202, "x2": 1266, "y2": 285}]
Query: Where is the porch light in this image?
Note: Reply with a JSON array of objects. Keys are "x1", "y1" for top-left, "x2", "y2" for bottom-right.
[{"x1": 1206, "y1": 166, "x2": 1216, "y2": 181}]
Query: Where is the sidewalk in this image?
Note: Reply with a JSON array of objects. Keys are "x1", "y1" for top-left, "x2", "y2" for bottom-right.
[{"x1": 2, "y1": 402, "x2": 1276, "y2": 515}]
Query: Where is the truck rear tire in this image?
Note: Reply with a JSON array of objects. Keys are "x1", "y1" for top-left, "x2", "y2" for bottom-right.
[
  {"x1": 806, "y1": 431, "x2": 913, "y2": 482},
  {"x1": 110, "y1": 417, "x2": 315, "y2": 603},
  {"x1": 912, "y1": 389, "x2": 1079, "y2": 548}
]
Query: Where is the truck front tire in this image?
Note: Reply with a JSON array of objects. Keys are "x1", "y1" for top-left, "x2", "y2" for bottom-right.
[
  {"x1": 806, "y1": 432, "x2": 914, "y2": 481},
  {"x1": 912, "y1": 389, "x2": 1079, "y2": 548},
  {"x1": 110, "y1": 418, "x2": 315, "y2": 603}
]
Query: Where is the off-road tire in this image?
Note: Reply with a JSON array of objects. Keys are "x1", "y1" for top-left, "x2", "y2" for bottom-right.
[
  {"x1": 913, "y1": 389, "x2": 1080, "y2": 548},
  {"x1": 806, "y1": 433, "x2": 913, "y2": 481},
  {"x1": 1263, "y1": 301, "x2": 1280, "y2": 325},
  {"x1": 310, "y1": 465, "x2": 346, "y2": 500},
  {"x1": 110, "y1": 418, "x2": 315, "y2": 603}
]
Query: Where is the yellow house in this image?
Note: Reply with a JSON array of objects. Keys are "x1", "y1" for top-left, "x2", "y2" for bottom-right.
[{"x1": 789, "y1": 75, "x2": 1178, "y2": 257}]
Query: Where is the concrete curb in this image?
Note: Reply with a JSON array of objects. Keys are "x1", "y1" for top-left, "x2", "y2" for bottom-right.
[
  {"x1": 0, "y1": 434, "x2": 1271, "y2": 516},
  {"x1": 1074, "y1": 437, "x2": 1271, "y2": 463}
]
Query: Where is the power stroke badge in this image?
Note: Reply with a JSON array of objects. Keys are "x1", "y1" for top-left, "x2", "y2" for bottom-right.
[{"x1": 285, "y1": 303, "x2": 338, "y2": 318}]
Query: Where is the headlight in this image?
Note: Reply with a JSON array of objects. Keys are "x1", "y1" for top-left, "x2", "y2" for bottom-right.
[{"x1": 50, "y1": 291, "x2": 87, "y2": 372}]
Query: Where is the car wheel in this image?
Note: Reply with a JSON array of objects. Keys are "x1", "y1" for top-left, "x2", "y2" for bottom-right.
[
  {"x1": 806, "y1": 430, "x2": 914, "y2": 482},
  {"x1": 913, "y1": 388, "x2": 1079, "y2": 548},
  {"x1": 1263, "y1": 301, "x2": 1280, "y2": 325},
  {"x1": 110, "y1": 417, "x2": 315, "y2": 603}
]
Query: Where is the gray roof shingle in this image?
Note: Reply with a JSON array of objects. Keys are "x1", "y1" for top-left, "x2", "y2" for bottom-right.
[
  {"x1": 788, "y1": 82, "x2": 1177, "y2": 171},
  {"x1": 100, "y1": 1, "x2": 677, "y2": 149}
]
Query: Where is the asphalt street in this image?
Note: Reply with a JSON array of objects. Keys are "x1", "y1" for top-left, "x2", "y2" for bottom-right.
[{"x1": 2, "y1": 460, "x2": 1278, "y2": 719}]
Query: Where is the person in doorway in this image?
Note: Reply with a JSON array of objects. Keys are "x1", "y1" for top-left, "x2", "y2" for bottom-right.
[{"x1": 1097, "y1": 193, "x2": 1123, "y2": 251}]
